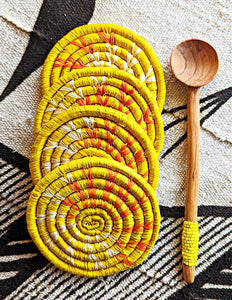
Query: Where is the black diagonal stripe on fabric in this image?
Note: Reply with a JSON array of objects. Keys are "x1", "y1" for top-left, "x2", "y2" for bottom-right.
[
  {"x1": 198, "y1": 217, "x2": 225, "y2": 242},
  {"x1": 200, "y1": 98, "x2": 230, "y2": 126},
  {"x1": 198, "y1": 216, "x2": 214, "y2": 229},
  {"x1": 0, "y1": 162, "x2": 7, "y2": 169},
  {"x1": 0, "y1": 213, "x2": 32, "y2": 247},
  {"x1": 0, "y1": 173, "x2": 30, "y2": 196},
  {"x1": 0, "y1": 215, "x2": 48, "y2": 299},
  {"x1": 161, "y1": 88, "x2": 231, "y2": 159},
  {"x1": 8, "y1": 183, "x2": 33, "y2": 201},
  {"x1": 200, "y1": 87, "x2": 232, "y2": 104},
  {"x1": 9, "y1": 264, "x2": 53, "y2": 298},
  {"x1": 164, "y1": 93, "x2": 229, "y2": 132},
  {"x1": 151, "y1": 240, "x2": 182, "y2": 270},
  {"x1": 94, "y1": 270, "x2": 137, "y2": 300},
  {"x1": 161, "y1": 217, "x2": 178, "y2": 229},
  {"x1": 0, "y1": 187, "x2": 32, "y2": 218},
  {"x1": 150, "y1": 258, "x2": 183, "y2": 294},
  {"x1": 156, "y1": 275, "x2": 183, "y2": 300},
  {"x1": 162, "y1": 87, "x2": 232, "y2": 115},
  {"x1": 29, "y1": 269, "x2": 71, "y2": 300},
  {"x1": 148, "y1": 223, "x2": 183, "y2": 263},
  {"x1": 164, "y1": 116, "x2": 187, "y2": 131},
  {"x1": 41, "y1": 273, "x2": 74, "y2": 299},
  {"x1": 86, "y1": 271, "x2": 133, "y2": 300},
  {"x1": 61, "y1": 278, "x2": 92, "y2": 299},
  {"x1": 74, "y1": 278, "x2": 104, "y2": 300},
  {"x1": 0, "y1": 166, "x2": 15, "y2": 182},
  {"x1": 0, "y1": 241, "x2": 35, "y2": 256},
  {"x1": 161, "y1": 132, "x2": 187, "y2": 159},
  {"x1": 162, "y1": 104, "x2": 187, "y2": 114},
  {"x1": 198, "y1": 219, "x2": 231, "y2": 252},
  {"x1": 129, "y1": 276, "x2": 152, "y2": 300},
  {"x1": 0, "y1": 191, "x2": 32, "y2": 224},
  {"x1": 0, "y1": 186, "x2": 32, "y2": 214},
  {"x1": 169, "y1": 247, "x2": 232, "y2": 300},
  {"x1": 0, "y1": 143, "x2": 29, "y2": 173},
  {"x1": 50, "y1": 273, "x2": 90, "y2": 299},
  {"x1": 0, "y1": 0, "x2": 96, "y2": 102},
  {"x1": 0, "y1": 170, "x2": 22, "y2": 187},
  {"x1": 0, "y1": 206, "x2": 26, "y2": 228},
  {"x1": 0, "y1": 180, "x2": 32, "y2": 207},
  {"x1": 200, "y1": 96, "x2": 225, "y2": 113},
  {"x1": 198, "y1": 223, "x2": 232, "y2": 263},
  {"x1": 118, "y1": 274, "x2": 152, "y2": 299}
]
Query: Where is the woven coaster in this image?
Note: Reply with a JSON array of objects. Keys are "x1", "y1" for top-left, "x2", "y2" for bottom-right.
[
  {"x1": 27, "y1": 157, "x2": 161, "y2": 277},
  {"x1": 30, "y1": 106, "x2": 159, "y2": 189},
  {"x1": 41, "y1": 23, "x2": 166, "y2": 112},
  {"x1": 35, "y1": 67, "x2": 164, "y2": 154}
]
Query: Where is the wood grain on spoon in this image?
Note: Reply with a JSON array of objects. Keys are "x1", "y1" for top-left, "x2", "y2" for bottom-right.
[{"x1": 170, "y1": 39, "x2": 219, "y2": 283}]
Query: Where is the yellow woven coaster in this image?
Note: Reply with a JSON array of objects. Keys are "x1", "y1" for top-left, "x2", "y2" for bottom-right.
[
  {"x1": 35, "y1": 67, "x2": 164, "y2": 154},
  {"x1": 27, "y1": 157, "x2": 161, "y2": 277},
  {"x1": 41, "y1": 23, "x2": 166, "y2": 112},
  {"x1": 30, "y1": 106, "x2": 159, "y2": 189}
]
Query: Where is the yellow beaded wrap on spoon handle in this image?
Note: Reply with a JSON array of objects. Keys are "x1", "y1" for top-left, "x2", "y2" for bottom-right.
[{"x1": 182, "y1": 221, "x2": 199, "y2": 266}]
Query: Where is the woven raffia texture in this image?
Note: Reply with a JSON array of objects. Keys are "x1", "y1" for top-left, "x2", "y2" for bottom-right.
[
  {"x1": 0, "y1": 1, "x2": 231, "y2": 300},
  {"x1": 34, "y1": 67, "x2": 164, "y2": 154},
  {"x1": 30, "y1": 106, "x2": 159, "y2": 188},
  {"x1": 27, "y1": 158, "x2": 161, "y2": 277},
  {"x1": 41, "y1": 23, "x2": 166, "y2": 112}
]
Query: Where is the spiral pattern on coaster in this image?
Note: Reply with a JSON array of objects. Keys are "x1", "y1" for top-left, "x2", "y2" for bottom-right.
[
  {"x1": 26, "y1": 158, "x2": 161, "y2": 277},
  {"x1": 35, "y1": 68, "x2": 164, "y2": 154},
  {"x1": 41, "y1": 23, "x2": 166, "y2": 112},
  {"x1": 30, "y1": 106, "x2": 159, "y2": 189}
]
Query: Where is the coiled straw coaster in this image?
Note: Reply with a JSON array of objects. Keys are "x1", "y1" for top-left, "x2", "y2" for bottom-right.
[
  {"x1": 30, "y1": 106, "x2": 159, "y2": 189},
  {"x1": 35, "y1": 67, "x2": 164, "y2": 154},
  {"x1": 41, "y1": 23, "x2": 166, "y2": 112},
  {"x1": 26, "y1": 157, "x2": 161, "y2": 277}
]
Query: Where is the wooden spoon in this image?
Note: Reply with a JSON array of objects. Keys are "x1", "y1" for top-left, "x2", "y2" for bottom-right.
[{"x1": 170, "y1": 39, "x2": 219, "y2": 283}]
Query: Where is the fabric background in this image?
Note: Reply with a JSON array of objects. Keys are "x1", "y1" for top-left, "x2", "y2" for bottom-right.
[{"x1": 0, "y1": 0, "x2": 231, "y2": 299}]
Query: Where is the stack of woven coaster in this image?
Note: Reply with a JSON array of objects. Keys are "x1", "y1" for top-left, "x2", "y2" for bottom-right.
[{"x1": 27, "y1": 24, "x2": 166, "y2": 277}]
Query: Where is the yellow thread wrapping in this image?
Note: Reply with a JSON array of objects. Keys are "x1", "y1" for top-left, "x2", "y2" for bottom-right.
[
  {"x1": 26, "y1": 157, "x2": 161, "y2": 277},
  {"x1": 35, "y1": 67, "x2": 164, "y2": 155},
  {"x1": 41, "y1": 23, "x2": 166, "y2": 112},
  {"x1": 30, "y1": 106, "x2": 159, "y2": 190},
  {"x1": 182, "y1": 221, "x2": 199, "y2": 266}
]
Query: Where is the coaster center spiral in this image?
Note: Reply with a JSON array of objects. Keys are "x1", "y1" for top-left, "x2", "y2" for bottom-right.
[{"x1": 82, "y1": 216, "x2": 100, "y2": 230}]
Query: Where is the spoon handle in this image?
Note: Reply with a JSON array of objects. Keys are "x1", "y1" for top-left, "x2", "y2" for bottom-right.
[{"x1": 182, "y1": 87, "x2": 200, "y2": 283}]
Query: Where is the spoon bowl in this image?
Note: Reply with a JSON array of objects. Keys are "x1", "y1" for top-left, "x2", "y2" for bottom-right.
[{"x1": 170, "y1": 39, "x2": 219, "y2": 87}]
